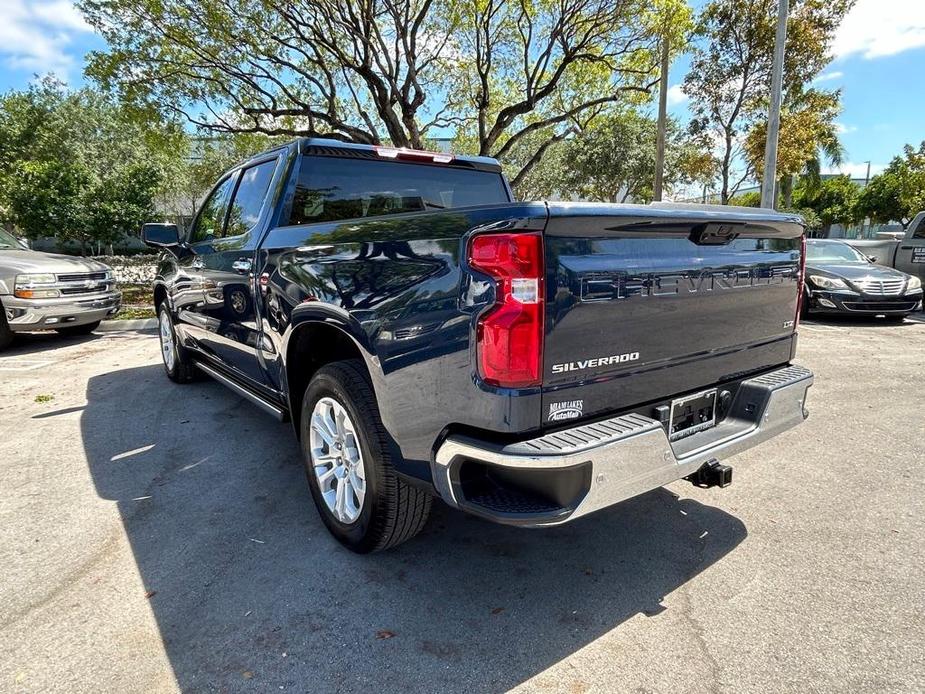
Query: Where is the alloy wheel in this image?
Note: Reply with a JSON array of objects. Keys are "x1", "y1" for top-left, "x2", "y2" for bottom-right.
[
  {"x1": 309, "y1": 396, "x2": 367, "y2": 524},
  {"x1": 159, "y1": 309, "x2": 176, "y2": 371}
]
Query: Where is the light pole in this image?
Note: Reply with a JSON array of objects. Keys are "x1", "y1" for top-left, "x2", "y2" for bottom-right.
[
  {"x1": 861, "y1": 160, "x2": 871, "y2": 238},
  {"x1": 760, "y1": 0, "x2": 790, "y2": 209},
  {"x1": 654, "y1": 35, "x2": 670, "y2": 202}
]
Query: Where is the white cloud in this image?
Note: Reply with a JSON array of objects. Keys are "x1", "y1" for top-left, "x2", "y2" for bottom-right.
[
  {"x1": 834, "y1": 122, "x2": 858, "y2": 134},
  {"x1": 822, "y1": 161, "x2": 887, "y2": 178},
  {"x1": 813, "y1": 70, "x2": 844, "y2": 82},
  {"x1": 32, "y1": 1, "x2": 91, "y2": 33},
  {"x1": 666, "y1": 84, "x2": 688, "y2": 107},
  {"x1": 832, "y1": 0, "x2": 925, "y2": 60},
  {"x1": 0, "y1": 0, "x2": 92, "y2": 78}
]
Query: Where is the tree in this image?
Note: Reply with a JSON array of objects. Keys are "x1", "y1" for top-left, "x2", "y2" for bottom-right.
[
  {"x1": 743, "y1": 88, "x2": 843, "y2": 207},
  {"x1": 159, "y1": 132, "x2": 282, "y2": 223},
  {"x1": 792, "y1": 174, "x2": 858, "y2": 235},
  {"x1": 0, "y1": 79, "x2": 177, "y2": 252},
  {"x1": 560, "y1": 110, "x2": 714, "y2": 202},
  {"x1": 683, "y1": 0, "x2": 853, "y2": 203},
  {"x1": 80, "y1": 0, "x2": 687, "y2": 185},
  {"x1": 495, "y1": 109, "x2": 715, "y2": 203},
  {"x1": 855, "y1": 142, "x2": 925, "y2": 225}
]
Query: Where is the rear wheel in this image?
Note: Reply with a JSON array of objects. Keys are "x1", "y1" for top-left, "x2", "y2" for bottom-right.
[
  {"x1": 301, "y1": 359, "x2": 431, "y2": 553},
  {"x1": 0, "y1": 303, "x2": 13, "y2": 351},
  {"x1": 55, "y1": 320, "x2": 101, "y2": 337},
  {"x1": 158, "y1": 305, "x2": 197, "y2": 383}
]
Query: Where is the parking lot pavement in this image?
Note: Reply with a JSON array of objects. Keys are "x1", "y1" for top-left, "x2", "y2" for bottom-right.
[{"x1": 0, "y1": 318, "x2": 923, "y2": 694}]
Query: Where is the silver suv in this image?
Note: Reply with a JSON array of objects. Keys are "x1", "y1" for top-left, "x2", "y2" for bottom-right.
[{"x1": 0, "y1": 228, "x2": 121, "y2": 350}]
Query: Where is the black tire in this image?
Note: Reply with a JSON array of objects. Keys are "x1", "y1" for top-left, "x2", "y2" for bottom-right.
[
  {"x1": 0, "y1": 302, "x2": 13, "y2": 352},
  {"x1": 157, "y1": 305, "x2": 197, "y2": 383},
  {"x1": 55, "y1": 320, "x2": 101, "y2": 337},
  {"x1": 301, "y1": 359, "x2": 431, "y2": 553}
]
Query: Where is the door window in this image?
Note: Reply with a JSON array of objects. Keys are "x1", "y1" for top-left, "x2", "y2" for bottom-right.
[
  {"x1": 224, "y1": 159, "x2": 278, "y2": 238},
  {"x1": 913, "y1": 216, "x2": 925, "y2": 239},
  {"x1": 189, "y1": 175, "x2": 236, "y2": 244}
]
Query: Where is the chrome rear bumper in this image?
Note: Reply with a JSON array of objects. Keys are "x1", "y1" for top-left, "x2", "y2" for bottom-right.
[{"x1": 433, "y1": 365, "x2": 813, "y2": 526}]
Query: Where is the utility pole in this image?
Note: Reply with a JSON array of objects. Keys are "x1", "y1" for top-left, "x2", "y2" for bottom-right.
[
  {"x1": 653, "y1": 34, "x2": 671, "y2": 201},
  {"x1": 760, "y1": 0, "x2": 790, "y2": 209}
]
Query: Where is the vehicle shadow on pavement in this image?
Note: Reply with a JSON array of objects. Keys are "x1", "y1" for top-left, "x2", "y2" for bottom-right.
[
  {"x1": 1, "y1": 331, "x2": 101, "y2": 356},
  {"x1": 802, "y1": 313, "x2": 920, "y2": 328},
  {"x1": 82, "y1": 364, "x2": 747, "y2": 693}
]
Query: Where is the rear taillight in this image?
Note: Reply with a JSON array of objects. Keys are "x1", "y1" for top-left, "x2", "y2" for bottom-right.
[
  {"x1": 794, "y1": 232, "x2": 807, "y2": 328},
  {"x1": 468, "y1": 232, "x2": 544, "y2": 388}
]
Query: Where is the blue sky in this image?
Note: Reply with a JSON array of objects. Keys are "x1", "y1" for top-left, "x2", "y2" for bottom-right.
[{"x1": 1, "y1": 0, "x2": 923, "y2": 180}]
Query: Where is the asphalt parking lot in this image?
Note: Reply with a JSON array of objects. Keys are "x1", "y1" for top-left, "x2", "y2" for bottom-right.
[{"x1": 1, "y1": 316, "x2": 923, "y2": 693}]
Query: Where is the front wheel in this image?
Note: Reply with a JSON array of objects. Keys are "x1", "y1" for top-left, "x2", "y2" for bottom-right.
[
  {"x1": 55, "y1": 320, "x2": 101, "y2": 337},
  {"x1": 158, "y1": 305, "x2": 197, "y2": 383},
  {"x1": 0, "y1": 303, "x2": 13, "y2": 351},
  {"x1": 301, "y1": 360, "x2": 431, "y2": 553}
]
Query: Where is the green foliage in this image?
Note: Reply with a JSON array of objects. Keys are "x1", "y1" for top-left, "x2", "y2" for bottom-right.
[
  {"x1": 855, "y1": 142, "x2": 925, "y2": 225},
  {"x1": 79, "y1": 0, "x2": 689, "y2": 186},
  {"x1": 684, "y1": 0, "x2": 854, "y2": 202},
  {"x1": 744, "y1": 88, "x2": 843, "y2": 185},
  {"x1": 504, "y1": 108, "x2": 716, "y2": 203},
  {"x1": 792, "y1": 174, "x2": 859, "y2": 229},
  {"x1": 729, "y1": 192, "x2": 762, "y2": 207},
  {"x1": 0, "y1": 79, "x2": 178, "y2": 250}
]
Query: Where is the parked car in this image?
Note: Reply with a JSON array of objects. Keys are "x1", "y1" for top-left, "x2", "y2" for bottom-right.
[
  {"x1": 803, "y1": 239, "x2": 923, "y2": 319},
  {"x1": 0, "y1": 229, "x2": 121, "y2": 351},
  {"x1": 144, "y1": 138, "x2": 813, "y2": 552},
  {"x1": 844, "y1": 210, "x2": 925, "y2": 285}
]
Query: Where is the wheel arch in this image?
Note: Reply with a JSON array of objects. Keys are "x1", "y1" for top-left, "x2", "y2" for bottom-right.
[
  {"x1": 283, "y1": 317, "x2": 377, "y2": 439},
  {"x1": 153, "y1": 282, "x2": 169, "y2": 311}
]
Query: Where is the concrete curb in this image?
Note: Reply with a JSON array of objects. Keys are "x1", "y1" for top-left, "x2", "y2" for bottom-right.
[{"x1": 99, "y1": 318, "x2": 158, "y2": 332}]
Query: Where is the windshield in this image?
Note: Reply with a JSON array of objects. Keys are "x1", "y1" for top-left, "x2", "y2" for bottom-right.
[
  {"x1": 806, "y1": 241, "x2": 867, "y2": 264},
  {"x1": 0, "y1": 228, "x2": 25, "y2": 250}
]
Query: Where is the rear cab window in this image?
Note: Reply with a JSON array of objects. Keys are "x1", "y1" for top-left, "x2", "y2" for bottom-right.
[{"x1": 288, "y1": 156, "x2": 510, "y2": 226}]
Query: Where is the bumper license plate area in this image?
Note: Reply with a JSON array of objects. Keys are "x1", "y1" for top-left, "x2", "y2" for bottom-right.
[{"x1": 669, "y1": 389, "x2": 717, "y2": 441}]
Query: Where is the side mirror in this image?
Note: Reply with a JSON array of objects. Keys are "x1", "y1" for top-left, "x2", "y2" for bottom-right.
[
  {"x1": 142, "y1": 222, "x2": 180, "y2": 248},
  {"x1": 868, "y1": 255, "x2": 878, "y2": 263}
]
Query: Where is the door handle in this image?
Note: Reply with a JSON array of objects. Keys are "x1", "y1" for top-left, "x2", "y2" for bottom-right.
[
  {"x1": 191, "y1": 257, "x2": 204, "y2": 270},
  {"x1": 232, "y1": 258, "x2": 253, "y2": 274}
]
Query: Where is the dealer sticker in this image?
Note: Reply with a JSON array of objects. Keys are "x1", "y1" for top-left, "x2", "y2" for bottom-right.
[{"x1": 548, "y1": 400, "x2": 583, "y2": 422}]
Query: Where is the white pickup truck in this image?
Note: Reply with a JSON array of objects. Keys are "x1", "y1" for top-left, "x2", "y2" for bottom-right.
[{"x1": 845, "y1": 211, "x2": 925, "y2": 285}]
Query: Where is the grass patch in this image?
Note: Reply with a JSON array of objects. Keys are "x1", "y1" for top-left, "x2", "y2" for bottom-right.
[
  {"x1": 120, "y1": 284, "x2": 154, "y2": 306},
  {"x1": 34, "y1": 394, "x2": 55, "y2": 403},
  {"x1": 110, "y1": 306, "x2": 156, "y2": 321}
]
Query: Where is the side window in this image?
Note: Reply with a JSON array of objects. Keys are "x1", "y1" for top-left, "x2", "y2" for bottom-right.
[
  {"x1": 224, "y1": 159, "x2": 278, "y2": 238},
  {"x1": 913, "y1": 216, "x2": 925, "y2": 239},
  {"x1": 189, "y1": 175, "x2": 236, "y2": 244}
]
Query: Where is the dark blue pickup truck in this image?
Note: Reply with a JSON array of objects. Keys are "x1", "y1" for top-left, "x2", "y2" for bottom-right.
[{"x1": 143, "y1": 139, "x2": 814, "y2": 552}]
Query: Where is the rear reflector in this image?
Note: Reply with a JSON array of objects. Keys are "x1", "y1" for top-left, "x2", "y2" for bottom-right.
[{"x1": 468, "y1": 233, "x2": 544, "y2": 388}]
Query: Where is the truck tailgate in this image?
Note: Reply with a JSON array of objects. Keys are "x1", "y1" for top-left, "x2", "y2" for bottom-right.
[{"x1": 541, "y1": 203, "x2": 804, "y2": 425}]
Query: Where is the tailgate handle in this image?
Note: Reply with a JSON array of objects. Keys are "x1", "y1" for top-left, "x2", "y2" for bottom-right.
[{"x1": 690, "y1": 223, "x2": 741, "y2": 245}]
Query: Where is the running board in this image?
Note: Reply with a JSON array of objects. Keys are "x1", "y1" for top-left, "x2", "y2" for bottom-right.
[{"x1": 194, "y1": 361, "x2": 287, "y2": 422}]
